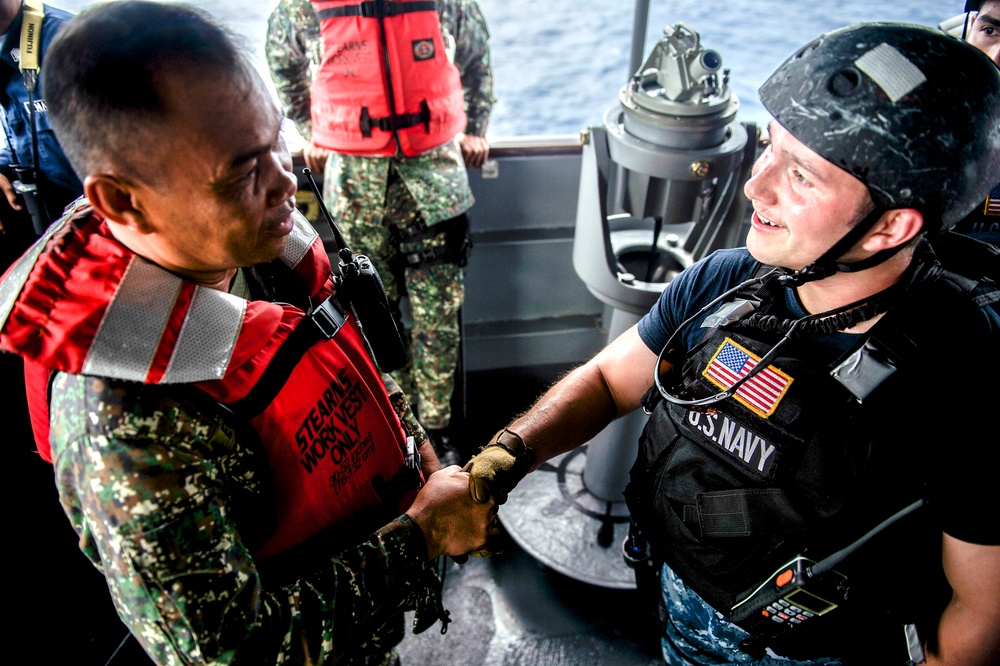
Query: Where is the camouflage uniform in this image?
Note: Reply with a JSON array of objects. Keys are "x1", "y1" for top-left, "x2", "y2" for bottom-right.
[
  {"x1": 266, "y1": 0, "x2": 494, "y2": 431},
  {"x1": 41, "y1": 266, "x2": 443, "y2": 666}
]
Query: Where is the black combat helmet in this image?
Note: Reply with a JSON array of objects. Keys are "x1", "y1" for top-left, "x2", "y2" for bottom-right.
[{"x1": 759, "y1": 22, "x2": 1000, "y2": 235}]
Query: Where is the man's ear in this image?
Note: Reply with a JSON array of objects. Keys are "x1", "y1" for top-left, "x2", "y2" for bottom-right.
[
  {"x1": 862, "y1": 209, "x2": 924, "y2": 252},
  {"x1": 83, "y1": 174, "x2": 153, "y2": 232}
]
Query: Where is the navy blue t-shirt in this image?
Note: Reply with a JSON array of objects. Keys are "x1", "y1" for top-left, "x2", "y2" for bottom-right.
[{"x1": 638, "y1": 248, "x2": 863, "y2": 356}]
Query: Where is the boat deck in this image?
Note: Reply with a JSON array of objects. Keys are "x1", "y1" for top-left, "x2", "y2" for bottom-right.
[
  {"x1": 399, "y1": 536, "x2": 661, "y2": 666},
  {"x1": 398, "y1": 364, "x2": 662, "y2": 666}
]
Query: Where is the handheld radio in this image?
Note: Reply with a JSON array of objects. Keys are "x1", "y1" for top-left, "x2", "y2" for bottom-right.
[
  {"x1": 303, "y1": 168, "x2": 409, "y2": 372},
  {"x1": 729, "y1": 555, "x2": 848, "y2": 636},
  {"x1": 728, "y1": 499, "x2": 925, "y2": 652}
]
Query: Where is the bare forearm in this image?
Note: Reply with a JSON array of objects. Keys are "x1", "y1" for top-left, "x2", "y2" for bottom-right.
[
  {"x1": 505, "y1": 326, "x2": 656, "y2": 467},
  {"x1": 928, "y1": 537, "x2": 1000, "y2": 665},
  {"x1": 507, "y1": 364, "x2": 622, "y2": 469}
]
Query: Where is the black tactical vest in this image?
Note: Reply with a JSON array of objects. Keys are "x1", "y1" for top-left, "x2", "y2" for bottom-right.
[{"x1": 624, "y1": 254, "x2": 998, "y2": 659}]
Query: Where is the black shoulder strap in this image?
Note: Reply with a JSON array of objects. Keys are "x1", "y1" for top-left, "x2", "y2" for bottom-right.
[
  {"x1": 832, "y1": 251, "x2": 999, "y2": 402},
  {"x1": 930, "y1": 230, "x2": 1000, "y2": 291},
  {"x1": 229, "y1": 296, "x2": 348, "y2": 419},
  {"x1": 315, "y1": 0, "x2": 437, "y2": 20}
]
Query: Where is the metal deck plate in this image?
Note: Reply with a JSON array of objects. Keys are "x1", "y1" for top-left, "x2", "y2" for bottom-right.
[{"x1": 499, "y1": 446, "x2": 637, "y2": 589}]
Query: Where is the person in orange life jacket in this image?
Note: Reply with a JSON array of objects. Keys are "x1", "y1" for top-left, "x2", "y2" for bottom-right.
[
  {"x1": 463, "y1": 22, "x2": 1000, "y2": 665},
  {"x1": 953, "y1": 0, "x2": 999, "y2": 246},
  {"x1": 0, "y1": 2, "x2": 497, "y2": 664},
  {"x1": 266, "y1": 0, "x2": 495, "y2": 469}
]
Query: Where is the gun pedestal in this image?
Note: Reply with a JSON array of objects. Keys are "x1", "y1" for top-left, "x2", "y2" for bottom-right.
[{"x1": 500, "y1": 23, "x2": 755, "y2": 589}]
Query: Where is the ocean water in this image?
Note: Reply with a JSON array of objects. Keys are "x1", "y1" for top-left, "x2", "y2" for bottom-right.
[
  {"x1": 53, "y1": 0, "x2": 966, "y2": 137},
  {"x1": 477, "y1": 0, "x2": 963, "y2": 135}
]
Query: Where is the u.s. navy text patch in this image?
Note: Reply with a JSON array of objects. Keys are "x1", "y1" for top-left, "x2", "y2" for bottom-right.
[{"x1": 685, "y1": 409, "x2": 779, "y2": 479}]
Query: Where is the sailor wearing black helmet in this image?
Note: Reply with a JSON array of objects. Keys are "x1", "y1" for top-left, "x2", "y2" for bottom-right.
[{"x1": 464, "y1": 21, "x2": 1000, "y2": 665}]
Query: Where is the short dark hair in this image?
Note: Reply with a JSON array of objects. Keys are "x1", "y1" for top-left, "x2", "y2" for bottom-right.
[{"x1": 43, "y1": 1, "x2": 250, "y2": 178}]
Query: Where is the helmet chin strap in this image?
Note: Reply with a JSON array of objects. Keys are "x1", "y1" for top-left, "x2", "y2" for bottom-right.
[{"x1": 776, "y1": 206, "x2": 908, "y2": 287}]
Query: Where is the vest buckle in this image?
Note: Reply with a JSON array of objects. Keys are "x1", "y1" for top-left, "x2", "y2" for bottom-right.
[{"x1": 311, "y1": 297, "x2": 347, "y2": 340}]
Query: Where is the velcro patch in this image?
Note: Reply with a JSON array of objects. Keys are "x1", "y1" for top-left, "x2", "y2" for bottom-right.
[{"x1": 855, "y1": 42, "x2": 926, "y2": 103}]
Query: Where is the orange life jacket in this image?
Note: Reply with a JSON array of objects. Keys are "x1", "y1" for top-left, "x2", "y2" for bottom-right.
[
  {"x1": 1, "y1": 202, "x2": 420, "y2": 558},
  {"x1": 309, "y1": 0, "x2": 466, "y2": 157}
]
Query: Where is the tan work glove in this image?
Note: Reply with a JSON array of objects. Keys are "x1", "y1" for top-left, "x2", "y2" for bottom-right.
[{"x1": 463, "y1": 428, "x2": 535, "y2": 505}]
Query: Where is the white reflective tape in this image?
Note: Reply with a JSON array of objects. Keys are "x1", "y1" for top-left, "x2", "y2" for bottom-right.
[
  {"x1": 855, "y1": 43, "x2": 927, "y2": 103},
  {"x1": 84, "y1": 258, "x2": 180, "y2": 381},
  {"x1": 280, "y1": 208, "x2": 318, "y2": 269},
  {"x1": 162, "y1": 285, "x2": 244, "y2": 383}
]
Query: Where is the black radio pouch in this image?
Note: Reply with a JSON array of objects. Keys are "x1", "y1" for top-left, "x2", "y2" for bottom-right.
[
  {"x1": 335, "y1": 249, "x2": 409, "y2": 372},
  {"x1": 302, "y1": 168, "x2": 410, "y2": 373}
]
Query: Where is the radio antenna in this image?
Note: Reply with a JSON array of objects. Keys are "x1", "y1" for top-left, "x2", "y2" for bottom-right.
[
  {"x1": 808, "y1": 498, "x2": 925, "y2": 578},
  {"x1": 302, "y1": 167, "x2": 352, "y2": 262}
]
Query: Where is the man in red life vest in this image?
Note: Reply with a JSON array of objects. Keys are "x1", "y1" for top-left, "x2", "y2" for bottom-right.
[{"x1": 0, "y1": 2, "x2": 497, "y2": 664}]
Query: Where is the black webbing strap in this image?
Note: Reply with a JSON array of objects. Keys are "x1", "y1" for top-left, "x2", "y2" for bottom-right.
[
  {"x1": 931, "y1": 230, "x2": 1000, "y2": 291},
  {"x1": 829, "y1": 246, "x2": 995, "y2": 402},
  {"x1": 398, "y1": 243, "x2": 449, "y2": 268},
  {"x1": 776, "y1": 207, "x2": 888, "y2": 287},
  {"x1": 391, "y1": 214, "x2": 470, "y2": 268},
  {"x1": 316, "y1": 0, "x2": 437, "y2": 20},
  {"x1": 229, "y1": 296, "x2": 348, "y2": 419},
  {"x1": 359, "y1": 100, "x2": 431, "y2": 138}
]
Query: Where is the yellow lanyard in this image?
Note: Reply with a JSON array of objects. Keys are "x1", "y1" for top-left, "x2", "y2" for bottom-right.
[{"x1": 18, "y1": 0, "x2": 44, "y2": 89}]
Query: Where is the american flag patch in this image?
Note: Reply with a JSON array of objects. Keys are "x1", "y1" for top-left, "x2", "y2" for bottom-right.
[
  {"x1": 703, "y1": 338, "x2": 793, "y2": 418},
  {"x1": 985, "y1": 183, "x2": 999, "y2": 216}
]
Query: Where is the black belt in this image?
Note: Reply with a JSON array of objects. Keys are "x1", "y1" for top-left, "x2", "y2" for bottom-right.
[{"x1": 316, "y1": 0, "x2": 437, "y2": 20}]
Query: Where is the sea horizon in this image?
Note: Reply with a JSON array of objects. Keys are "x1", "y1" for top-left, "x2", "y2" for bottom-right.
[{"x1": 49, "y1": 0, "x2": 967, "y2": 139}]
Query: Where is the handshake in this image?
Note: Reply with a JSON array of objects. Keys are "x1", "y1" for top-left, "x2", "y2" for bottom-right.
[
  {"x1": 406, "y1": 427, "x2": 536, "y2": 561},
  {"x1": 456, "y1": 428, "x2": 536, "y2": 559},
  {"x1": 463, "y1": 428, "x2": 536, "y2": 505}
]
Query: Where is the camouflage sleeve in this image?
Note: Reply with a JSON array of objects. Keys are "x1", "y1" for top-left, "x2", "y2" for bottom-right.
[
  {"x1": 265, "y1": 0, "x2": 322, "y2": 140},
  {"x1": 443, "y1": 0, "x2": 495, "y2": 137},
  {"x1": 48, "y1": 372, "x2": 436, "y2": 665},
  {"x1": 383, "y1": 372, "x2": 429, "y2": 446}
]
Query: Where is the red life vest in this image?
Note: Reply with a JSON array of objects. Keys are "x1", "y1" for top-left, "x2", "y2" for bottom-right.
[
  {"x1": 0, "y1": 202, "x2": 420, "y2": 559},
  {"x1": 309, "y1": 0, "x2": 466, "y2": 157}
]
